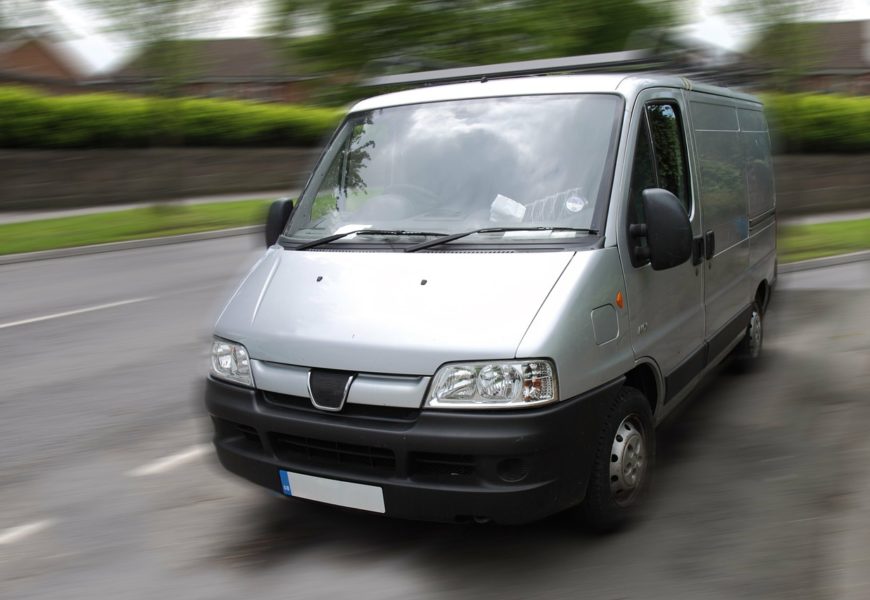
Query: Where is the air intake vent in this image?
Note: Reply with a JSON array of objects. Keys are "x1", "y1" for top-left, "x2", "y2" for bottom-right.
[
  {"x1": 410, "y1": 452, "x2": 476, "y2": 477},
  {"x1": 271, "y1": 433, "x2": 396, "y2": 473}
]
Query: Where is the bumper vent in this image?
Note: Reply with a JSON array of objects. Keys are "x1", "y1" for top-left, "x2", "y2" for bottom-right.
[
  {"x1": 271, "y1": 432, "x2": 396, "y2": 473},
  {"x1": 410, "y1": 452, "x2": 476, "y2": 477},
  {"x1": 213, "y1": 418, "x2": 264, "y2": 453}
]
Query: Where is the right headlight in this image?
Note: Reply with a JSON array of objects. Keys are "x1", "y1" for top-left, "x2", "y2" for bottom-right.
[
  {"x1": 426, "y1": 359, "x2": 558, "y2": 409},
  {"x1": 210, "y1": 339, "x2": 254, "y2": 388}
]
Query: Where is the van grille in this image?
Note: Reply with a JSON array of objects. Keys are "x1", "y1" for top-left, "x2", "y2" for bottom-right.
[{"x1": 262, "y1": 392, "x2": 419, "y2": 422}]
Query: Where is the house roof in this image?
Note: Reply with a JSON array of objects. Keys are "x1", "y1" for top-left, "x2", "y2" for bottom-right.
[
  {"x1": 112, "y1": 38, "x2": 306, "y2": 82},
  {"x1": 0, "y1": 27, "x2": 90, "y2": 82},
  {"x1": 0, "y1": 26, "x2": 60, "y2": 44},
  {"x1": 810, "y1": 20, "x2": 869, "y2": 70},
  {"x1": 750, "y1": 19, "x2": 870, "y2": 73}
]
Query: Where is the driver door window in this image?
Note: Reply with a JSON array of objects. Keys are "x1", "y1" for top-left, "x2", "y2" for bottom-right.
[{"x1": 627, "y1": 101, "x2": 691, "y2": 267}]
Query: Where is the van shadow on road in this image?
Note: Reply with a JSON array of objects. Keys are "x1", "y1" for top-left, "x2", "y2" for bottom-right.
[{"x1": 202, "y1": 288, "x2": 869, "y2": 599}]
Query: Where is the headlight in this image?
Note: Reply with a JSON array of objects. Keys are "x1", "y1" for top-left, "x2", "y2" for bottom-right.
[
  {"x1": 210, "y1": 339, "x2": 254, "y2": 387},
  {"x1": 426, "y1": 360, "x2": 557, "y2": 409}
]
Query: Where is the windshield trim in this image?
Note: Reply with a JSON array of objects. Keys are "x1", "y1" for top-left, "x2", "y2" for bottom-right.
[{"x1": 280, "y1": 92, "x2": 625, "y2": 251}]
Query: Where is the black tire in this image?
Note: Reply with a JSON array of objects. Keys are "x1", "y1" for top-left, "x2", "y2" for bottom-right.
[
  {"x1": 576, "y1": 385, "x2": 655, "y2": 533},
  {"x1": 732, "y1": 300, "x2": 763, "y2": 371}
]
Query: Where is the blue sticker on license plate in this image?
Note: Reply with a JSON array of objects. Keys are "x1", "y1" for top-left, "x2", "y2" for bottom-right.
[{"x1": 279, "y1": 470, "x2": 292, "y2": 495}]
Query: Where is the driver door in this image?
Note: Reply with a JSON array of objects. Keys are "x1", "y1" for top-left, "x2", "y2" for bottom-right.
[{"x1": 619, "y1": 89, "x2": 706, "y2": 407}]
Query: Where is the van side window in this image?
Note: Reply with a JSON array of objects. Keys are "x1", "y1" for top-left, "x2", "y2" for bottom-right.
[{"x1": 645, "y1": 103, "x2": 690, "y2": 211}]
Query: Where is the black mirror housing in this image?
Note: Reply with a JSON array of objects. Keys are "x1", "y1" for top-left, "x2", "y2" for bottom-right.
[
  {"x1": 641, "y1": 188, "x2": 692, "y2": 271},
  {"x1": 265, "y1": 197, "x2": 295, "y2": 248}
]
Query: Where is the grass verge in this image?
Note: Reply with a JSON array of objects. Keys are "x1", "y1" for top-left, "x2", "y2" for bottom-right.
[
  {"x1": 0, "y1": 204, "x2": 867, "y2": 262},
  {"x1": 778, "y1": 218, "x2": 870, "y2": 263},
  {"x1": 0, "y1": 199, "x2": 271, "y2": 256}
]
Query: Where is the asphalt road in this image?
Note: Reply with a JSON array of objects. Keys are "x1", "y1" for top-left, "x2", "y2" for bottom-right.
[{"x1": 1, "y1": 237, "x2": 869, "y2": 600}]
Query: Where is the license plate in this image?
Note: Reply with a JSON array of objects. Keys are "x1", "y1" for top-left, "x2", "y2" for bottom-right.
[{"x1": 279, "y1": 470, "x2": 385, "y2": 514}]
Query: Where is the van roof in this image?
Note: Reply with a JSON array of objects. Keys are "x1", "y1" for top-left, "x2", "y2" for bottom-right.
[{"x1": 349, "y1": 73, "x2": 762, "y2": 113}]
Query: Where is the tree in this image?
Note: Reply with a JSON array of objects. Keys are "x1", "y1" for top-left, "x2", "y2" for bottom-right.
[
  {"x1": 82, "y1": 0, "x2": 233, "y2": 95},
  {"x1": 720, "y1": 0, "x2": 830, "y2": 89},
  {"x1": 268, "y1": 0, "x2": 676, "y2": 75},
  {"x1": 0, "y1": 0, "x2": 49, "y2": 29}
]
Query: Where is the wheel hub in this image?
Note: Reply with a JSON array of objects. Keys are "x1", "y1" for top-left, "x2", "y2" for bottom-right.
[
  {"x1": 748, "y1": 310, "x2": 762, "y2": 358},
  {"x1": 609, "y1": 415, "x2": 646, "y2": 506}
]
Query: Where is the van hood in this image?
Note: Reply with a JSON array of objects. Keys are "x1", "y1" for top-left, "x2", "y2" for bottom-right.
[{"x1": 215, "y1": 248, "x2": 575, "y2": 375}]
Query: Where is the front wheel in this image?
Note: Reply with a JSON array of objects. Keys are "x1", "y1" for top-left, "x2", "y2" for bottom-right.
[{"x1": 576, "y1": 385, "x2": 655, "y2": 532}]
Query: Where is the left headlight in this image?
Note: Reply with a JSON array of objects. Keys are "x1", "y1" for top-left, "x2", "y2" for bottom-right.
[
  {"x1": 210, "y1": 339, "x2": 254, "y2": 387},
  {"x1": 426, "y1": 359, "x2": 558, "y2": 409}
]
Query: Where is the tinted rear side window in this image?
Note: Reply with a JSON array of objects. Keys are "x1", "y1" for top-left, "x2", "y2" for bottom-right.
[
  {"x1": 690, "y1": 97, "x2": 748, "y2": 248},
  {"x1": 738, "y1": 108, "x2": 775, "y2": 218}
]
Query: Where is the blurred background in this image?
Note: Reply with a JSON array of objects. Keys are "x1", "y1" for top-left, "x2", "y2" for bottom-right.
[
  {"x1": 0, "y1": 0, "x2": 868, "y2": 226},
  {"x1": 1, "y1": 1, "x2": 869, "y2": 599}
]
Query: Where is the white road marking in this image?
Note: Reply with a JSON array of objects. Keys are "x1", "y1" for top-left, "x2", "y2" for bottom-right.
[
  {"x1": 127, "y1": 444, "x2": 211, "y2": 477},
  {"x1": 0, "y1": 297, "x2": 154, "y2": 330},
  {"x1": 0, "y1": 520, "x2": 55, "y2": 545}
]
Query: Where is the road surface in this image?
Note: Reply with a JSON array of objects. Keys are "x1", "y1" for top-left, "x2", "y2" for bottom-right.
[{"x1": 2, "y1": 237, "x2": 868, "y2": 599}]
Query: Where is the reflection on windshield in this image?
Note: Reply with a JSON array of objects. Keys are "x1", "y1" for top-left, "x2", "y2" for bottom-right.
[{"x1": 286, "y1": 94, "x2": 622, "y2": 244}]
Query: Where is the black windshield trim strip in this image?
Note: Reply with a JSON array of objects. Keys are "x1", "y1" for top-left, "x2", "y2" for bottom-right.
[
  {"x1": 589, "y1": 96, "x2": 627, "y2": 236},
  {"x1": 286, "y1": 241, "x2": 599, "y2": 253}
]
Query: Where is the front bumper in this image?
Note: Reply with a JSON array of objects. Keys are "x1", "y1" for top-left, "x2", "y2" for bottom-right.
[{"x1": 204, "y1": 375, "x2": 623, "y2": 524}]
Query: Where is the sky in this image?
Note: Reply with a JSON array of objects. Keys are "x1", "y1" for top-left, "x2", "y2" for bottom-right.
[{"x1": 23, "y1": 0, "x2": 870, "y2": 74}]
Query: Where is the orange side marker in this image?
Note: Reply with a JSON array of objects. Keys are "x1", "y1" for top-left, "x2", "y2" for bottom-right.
[{"x1": 615, "y1": 291, "x2": 624, "y2": 309}]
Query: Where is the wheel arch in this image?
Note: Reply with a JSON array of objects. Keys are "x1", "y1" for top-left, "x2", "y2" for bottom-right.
[
  {"x1": 624, "y1": 359, "x2": 663, "y2": 417},
  {"x1": 755, "y1": 279, "x2": 771, "y2": 314}
]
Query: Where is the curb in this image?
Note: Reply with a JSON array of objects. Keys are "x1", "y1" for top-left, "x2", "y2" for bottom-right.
[
  {"x1": 0, "y1": 225, "x2": 263, "y2": 266},
  {"x1": 778, "y1": 249, "x2": 870, "y2": 273}
]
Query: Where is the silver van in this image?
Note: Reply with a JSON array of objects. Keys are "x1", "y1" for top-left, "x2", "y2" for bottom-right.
[{"x1": 205, "y1": 65, "x2": 776, "y2": 530}]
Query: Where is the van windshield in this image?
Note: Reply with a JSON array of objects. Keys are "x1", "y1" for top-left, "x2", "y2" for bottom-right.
[{"x1": 284, "y1": 93, "x2": 622, "y2": 247}]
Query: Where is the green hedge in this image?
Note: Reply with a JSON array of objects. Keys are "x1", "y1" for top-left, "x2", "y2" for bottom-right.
[
  {"x1": 0, "y1": 86, "x2": 342, "y2": 148},
  {"x1": 762, "y1": 93, "x2": 870, "y2": 154},
  {"x1": 1, "y1": 86, "x2": 868, "y2": 153}
]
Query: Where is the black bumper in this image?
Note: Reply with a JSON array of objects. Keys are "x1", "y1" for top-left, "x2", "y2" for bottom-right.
[{"x1": 204, "y1": 375, "x2": 623, "y2": 524}]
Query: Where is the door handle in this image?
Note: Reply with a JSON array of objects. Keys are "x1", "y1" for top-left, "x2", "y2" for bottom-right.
[
  {"x1": 704, "y1": 230, "x2": 715, "y2": 260},
  {"x1": 692, "y1": 236, "x2": 704, "y2": 265}
]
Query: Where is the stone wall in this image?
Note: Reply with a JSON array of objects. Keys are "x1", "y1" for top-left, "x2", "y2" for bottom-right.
[
  {"x1": 772, "y1": 155, "x2": 870, "y2": 216},
  {"x1": 0, "y1": 149, "x2": 867, "y2": 216},
  {"x1": 0, "y1": 148, "x2": 321, "y2": 211}
]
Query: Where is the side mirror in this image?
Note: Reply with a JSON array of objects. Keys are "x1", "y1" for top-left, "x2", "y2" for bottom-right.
[
  {"x1": 633, "y1": 188, "x2": 692, "y2": 270},
  {"x1": 265, "y1": 197, "x2": 295, "y2": 248}
]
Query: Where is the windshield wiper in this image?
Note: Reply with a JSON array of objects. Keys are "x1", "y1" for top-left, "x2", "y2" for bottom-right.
[
  {"x1": 404, "y1": 226, "x2": 598, "y2": 253},
  {"x1": 293, "y1": 229, "x2": 447, "y2": 251}
]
